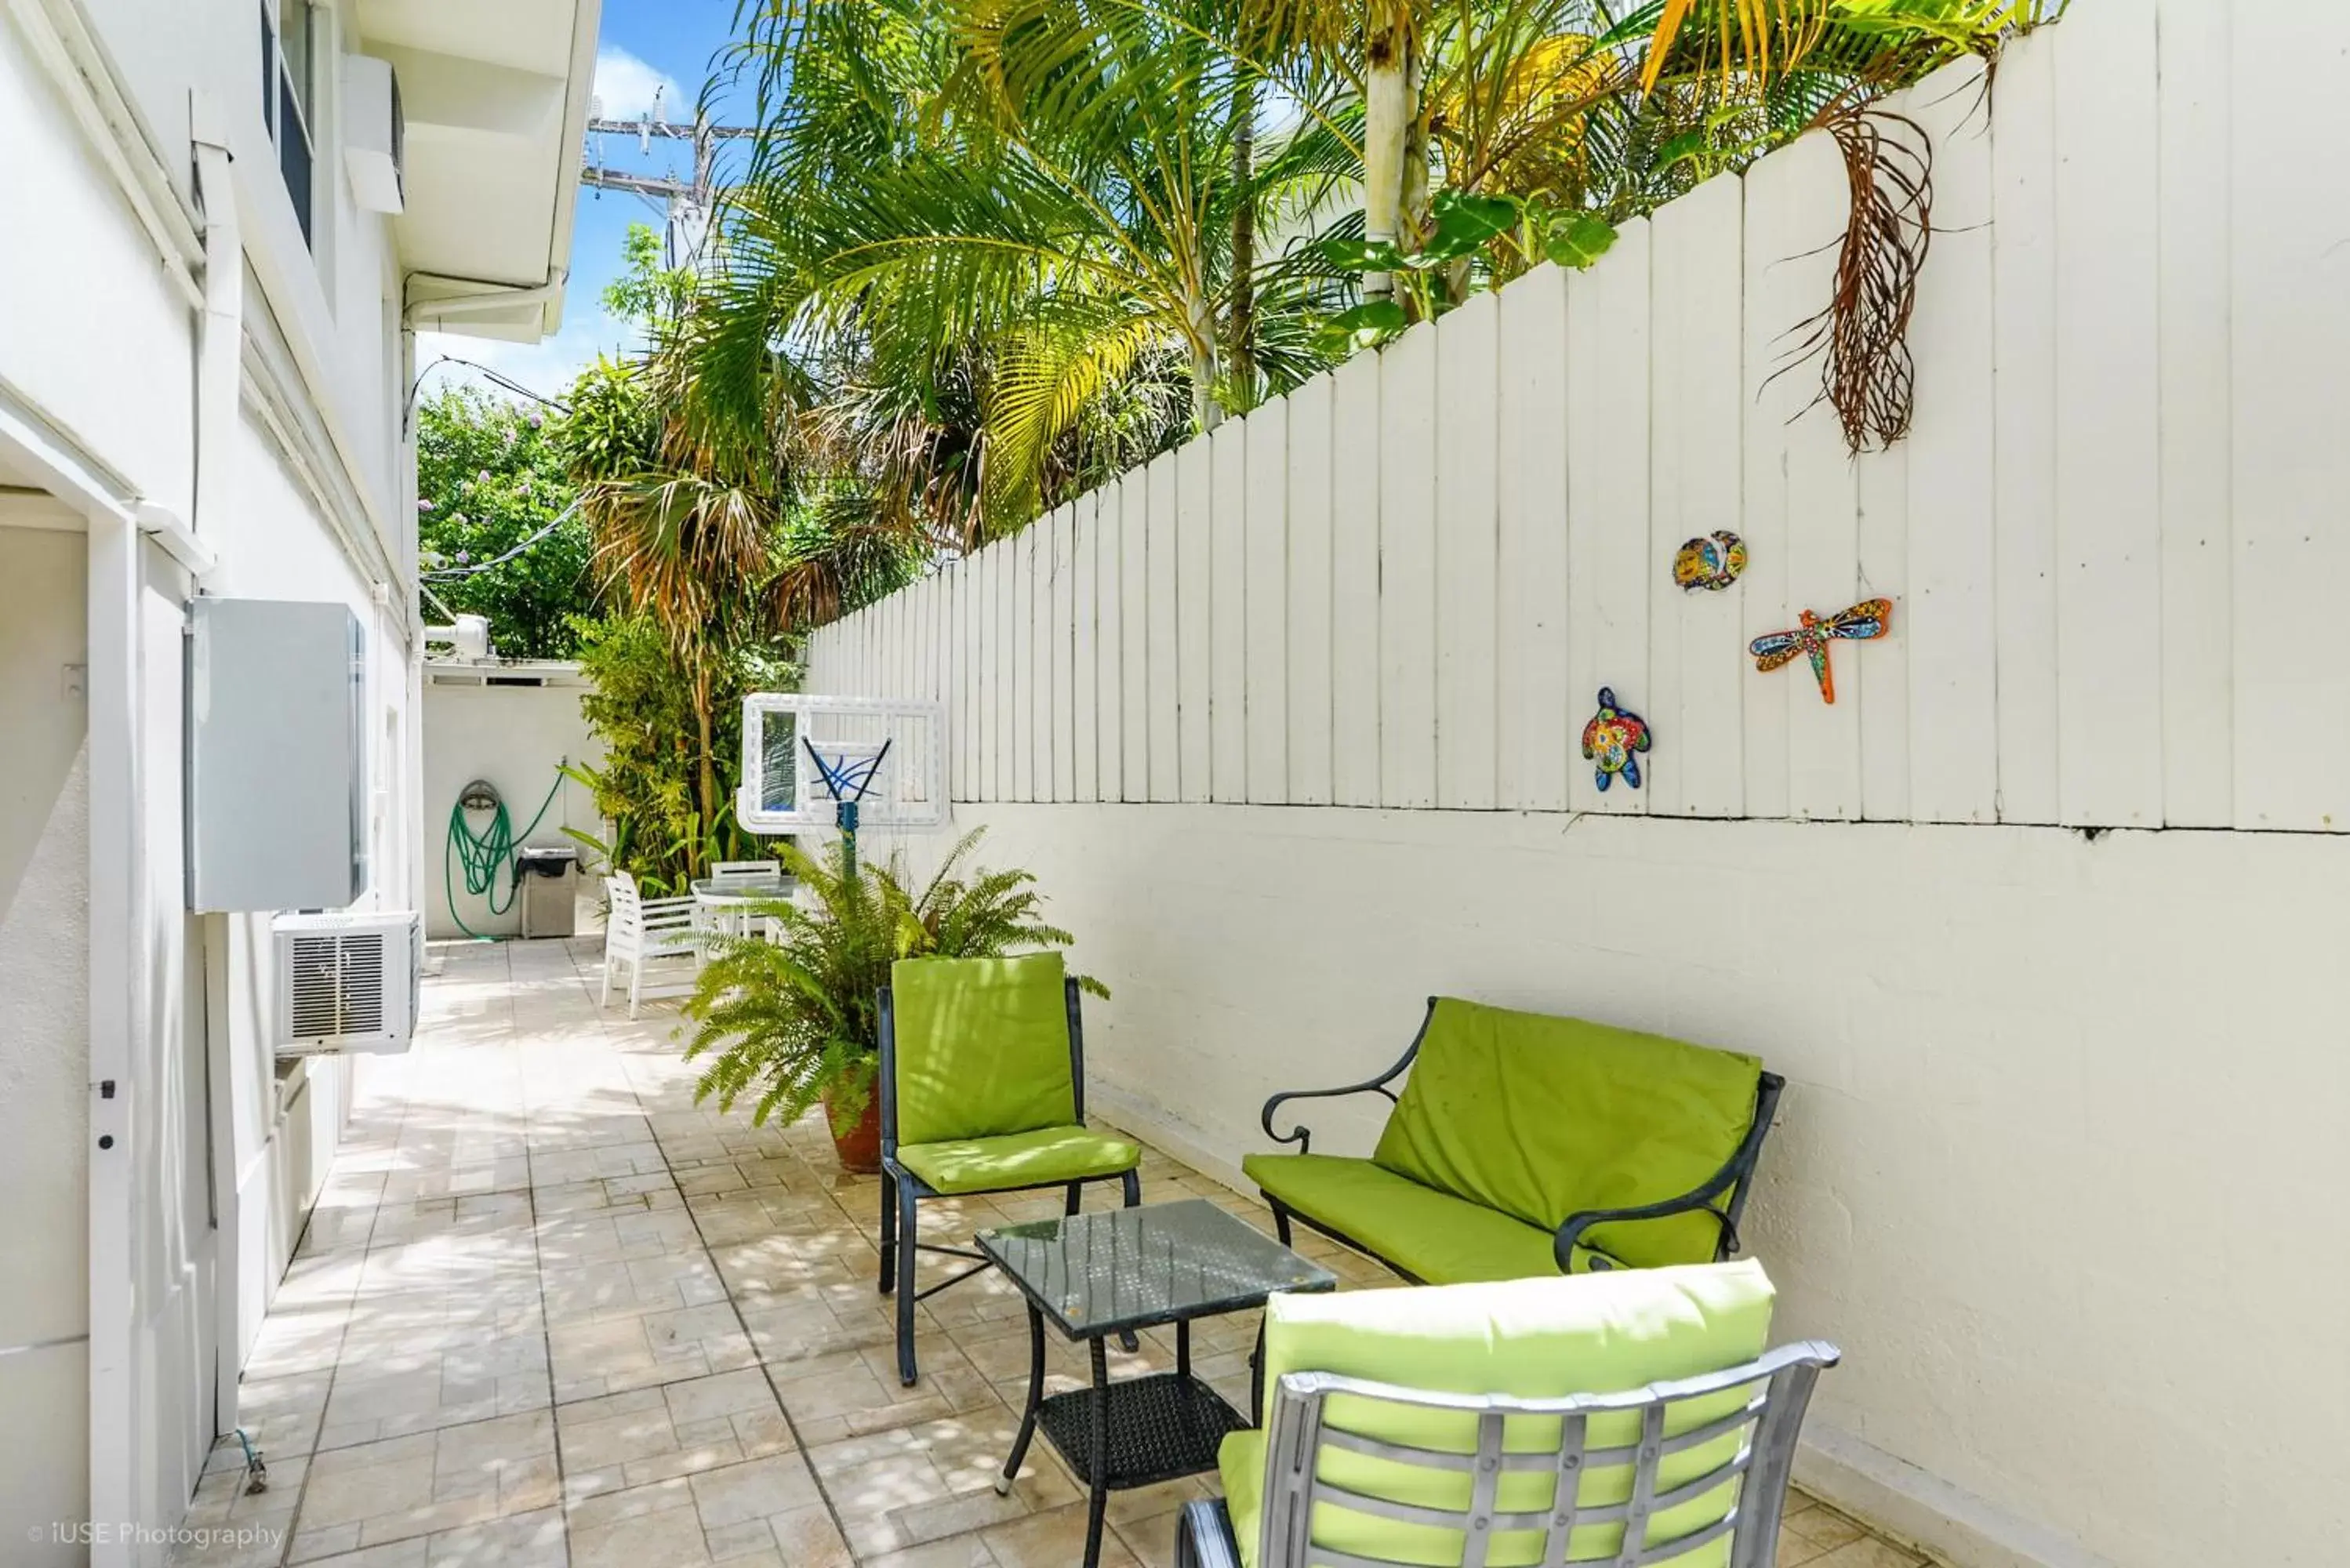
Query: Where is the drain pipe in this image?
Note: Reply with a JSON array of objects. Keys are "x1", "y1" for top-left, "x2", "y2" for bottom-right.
[{"x1": 190, "y1": 104, "x2": 239, "y2": 576}]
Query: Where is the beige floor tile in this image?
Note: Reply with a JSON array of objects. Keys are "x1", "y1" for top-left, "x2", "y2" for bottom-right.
[
  {"x1": 987, "y1": 1502, "x2": 1144, "y2": 1567},
  {"x1": 567, "y1": 1497, "x2": 710, "y2": 1568},
  {"x1": 184, "y1": 939, "x2": 1928, "y2": 1568}
]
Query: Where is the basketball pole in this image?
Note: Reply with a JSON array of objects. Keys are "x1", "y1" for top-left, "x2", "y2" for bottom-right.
[{"x1": 805, "y1": 735, "x2": 892, "y2": 884}]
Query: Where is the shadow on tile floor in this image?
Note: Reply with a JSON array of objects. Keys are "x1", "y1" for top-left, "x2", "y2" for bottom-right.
[{"x1": 170, "y1": 938, "x2": 1928, "y2": 1568}]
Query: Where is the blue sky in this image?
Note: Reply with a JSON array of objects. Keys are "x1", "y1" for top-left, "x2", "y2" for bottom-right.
[{"x1": 416, "y1": 1, "x2": 756, "y2": 403}]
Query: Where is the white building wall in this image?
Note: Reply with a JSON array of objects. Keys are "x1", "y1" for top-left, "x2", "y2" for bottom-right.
[
  {"x1": 0, "y1": 0, "x2": 441, "y2": 1555},
  {"x1": 0, "y1": 524, "x2": 94, "y2": 1561},
  {"x1": 805, "y1": 9, "x2": 2350, "y2": 1565}
]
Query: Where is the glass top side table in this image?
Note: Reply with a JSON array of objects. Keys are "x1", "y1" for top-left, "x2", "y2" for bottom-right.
[{"x1": 976, "y1": 1199, "x2": 1337, "y2": 1568}]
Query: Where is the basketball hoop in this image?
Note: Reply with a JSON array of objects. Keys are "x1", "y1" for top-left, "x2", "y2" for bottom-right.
[{"x1": 736, "y1": 695, "x2": 946, "y2": 873}]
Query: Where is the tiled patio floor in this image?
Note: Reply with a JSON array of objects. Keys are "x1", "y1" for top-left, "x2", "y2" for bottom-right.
[{"x1": 174, "y1": 937, "x2": 1923, "y2": 1568}]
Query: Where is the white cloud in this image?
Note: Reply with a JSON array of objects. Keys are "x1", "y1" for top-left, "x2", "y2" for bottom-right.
[{"x1": 592, "y1": 46, "x2": 681, "y2": 123}]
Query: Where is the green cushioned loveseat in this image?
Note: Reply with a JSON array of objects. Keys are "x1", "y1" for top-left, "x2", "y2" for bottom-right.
[{"x1": 1244, "y1": 999, "x2": 1782, "y2": 1284}]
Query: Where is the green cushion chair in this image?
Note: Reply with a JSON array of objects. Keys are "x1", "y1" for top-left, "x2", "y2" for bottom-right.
[
  {"x1": 1175, "y1": 1261, "x2": 1839, "y2": 1568},
  {"x1": 1245, "y1": 999, "x2": 1782, "y2": 1285},
  {"x1": 878, "y1": 952, "x2": 1142, "y2": 1385}
]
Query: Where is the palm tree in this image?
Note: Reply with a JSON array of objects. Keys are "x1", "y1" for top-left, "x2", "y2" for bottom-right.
[{"x1": 699, "y1": 0, "x2": 1350, "y2": 529}]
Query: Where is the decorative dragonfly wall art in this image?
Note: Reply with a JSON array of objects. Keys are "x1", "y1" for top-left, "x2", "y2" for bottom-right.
[{"x1": 1749, "y1": 598, "x2": 1893, "y2": 705}]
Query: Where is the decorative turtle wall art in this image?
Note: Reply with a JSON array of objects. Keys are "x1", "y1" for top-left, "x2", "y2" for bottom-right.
[
  {"x1": 1673, "y1": 531, "x2": 1747, "y2": 592},
  {"x1": 1749, "y1": 598, "x2": 1893, "y2": 704},
  {"x1": 1581, "y1": 688, "x2": 1651, "y2": 791}
]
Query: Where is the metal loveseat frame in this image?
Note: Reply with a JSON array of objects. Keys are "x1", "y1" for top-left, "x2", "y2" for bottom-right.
[{"x1": 1255, "y1": 999, "x2": 1786, "y2": 1279}]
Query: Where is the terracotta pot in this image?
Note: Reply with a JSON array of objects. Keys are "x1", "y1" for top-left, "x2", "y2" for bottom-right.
[{"x1": 826, "y1": 1091, "x2": 883, "y2": 1175}]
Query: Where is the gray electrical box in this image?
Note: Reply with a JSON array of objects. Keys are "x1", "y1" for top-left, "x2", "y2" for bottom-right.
[{"x1": 187, "y1": 597, "x2": 368, "y2": 912}]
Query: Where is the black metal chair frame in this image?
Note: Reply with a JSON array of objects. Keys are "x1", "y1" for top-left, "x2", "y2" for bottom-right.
[
  {"x1": 876, "y1": 976, "x2": 1142, "y2": 1386},
  {"x1": 1255, "y1": 998, "x2": 1785, "y2": 1279}
]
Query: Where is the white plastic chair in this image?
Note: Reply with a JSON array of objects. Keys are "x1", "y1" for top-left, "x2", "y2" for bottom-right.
[
  {"x1": 707, "y1": 861, "x2": 777, "y2": 884},
  {"x1": 601, "y1": 874, "x2": 699, "y2": 1019}
]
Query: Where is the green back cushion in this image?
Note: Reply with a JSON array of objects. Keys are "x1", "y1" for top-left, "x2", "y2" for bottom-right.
[
  {"x1": 1244, "y1": 1261, "x2": 1776, "y2": 1567},
  {"x1": 889, "y1": 953, "x2": 1076, "y2": 1145},
  {"x1": 1371, "y1": 1000, "x2": 1763, "y2": 1268}
]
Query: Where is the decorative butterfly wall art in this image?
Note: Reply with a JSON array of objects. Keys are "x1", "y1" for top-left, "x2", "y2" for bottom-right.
[{"x1": 1748, "y1": 599, "x2": 1893, "y2": 705}]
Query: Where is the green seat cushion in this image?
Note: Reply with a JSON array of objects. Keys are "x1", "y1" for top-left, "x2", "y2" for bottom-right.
[
  {"x1": 1372, "y1": 999, "x2": 1762, "y2": 1269},
  {"x1": 1219, "y1": 1261, "x2": 1777, "y2": 1567},
  {"x1": 1242, "y1": 1153, "x2": 1624, "y2": 1282},
  {"x1": 890, "y1": 953, "x2": 1075, "y2": 1145},
  {"x1": 897, "y1": 1124, "x2": 1139, "y2": 1195}
]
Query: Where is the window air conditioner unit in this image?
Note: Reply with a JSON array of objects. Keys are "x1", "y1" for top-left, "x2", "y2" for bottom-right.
[
  {"x1": 273, "y1": 910, "x2": 420, "y2": 1056},
  {"x1": 342, "y1": 55, "x2": 404, "y2": 214}
]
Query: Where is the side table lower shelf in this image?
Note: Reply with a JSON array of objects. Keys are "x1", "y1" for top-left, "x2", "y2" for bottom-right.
[{"x1": 1036, "y1": 1370, "x2": 1250, "y2": 1490}]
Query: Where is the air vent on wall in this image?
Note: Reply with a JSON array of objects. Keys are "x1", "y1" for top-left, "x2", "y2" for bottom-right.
[{"x1": 274, "y1": 910, "x2": 418, "y2": 1056}]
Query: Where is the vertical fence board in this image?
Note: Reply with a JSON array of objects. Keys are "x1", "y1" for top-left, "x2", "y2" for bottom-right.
[
  {"x1": 975, "y1": 547, "x2": 997, "y2": 800},
  {"x1": 1073, "y1": 493, "x2": 1099, "y2": 804},
  {"x1": 1287, "y1": 376, "x2": 1336, "y2": 805},
  {"x1": 1497, "y1": 265, "x2": 1571, "y2": 813},
  {"x1": 1738, "y1": 143, "x2": 1804, "y2": 821},
  {"x1": 1650, "y1": 175, "x2": 1745, "y2": 817},
  {"x1": 1565, "y1": 220, "x2": 1651, "y2": 816},
  {"x1": 1858, "y1": 444, "x2": 1911, "y2": 822},
  {"x1": 1434, "y1": 291, "x2": 1500, "y2": 809},
  {"x1": 1211, "y1": 420, "x2": 1250, "y2": 801},
  {"x1": 1331, "y1": 353, "x2": 1382, "y2": 806},
  {"x1": 997, "y1": 540, "x2": 1019, "y2": 800},
  {"x1": 1013, "y1": 527, "x2": 1037, "y2": 801},
  {"x1": 1776, "y1": 140, "x2": 1861, "y2": 821},
  {"x1": 1051, "y1": 505, "x2": 1076, "y2": 800},
  {"x1": 1379, "y1": 323, "x2": 1439, "y2": 808},
  {"x1": 1245, "y1": 398, "x2": 1289, "y2": 803},
  {"x1": 1095, "y1": 490, "x2": 1126, "y2": 804},
  {"x1": 1903, "y1": 59, "x2": 1999, "y2": 824},
  {"x1": 2154, "y1": 0, "x2": 2232, "y2": 828},
  {"x1": 1175, "y1": 437, "x2": 1212, "y2": 800},
  {"x1": 1437, "y1": 289, "x2": 1503, "y2": 810},
  {"x1": 2054, "y1": 7, "x2": 2164, "y2": 829},
  {"x1": 1990, "y1": 31, "x2": 2061, "y2": 826},
  {"x1": 2231, "y1": 1, "x2": 2350, "y2": 829},
  {"x1": 961, "y1": 560, "x2": 981, "y2": 799},
  {"x1": 1147, "y1": 451, "x2": 1182, "y2": 800},
  {"x1": 1121, "y1": 471, "x2": 1152, "y2": 800}
]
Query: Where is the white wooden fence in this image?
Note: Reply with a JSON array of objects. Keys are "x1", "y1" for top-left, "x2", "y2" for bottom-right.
[{"x1": 811, "y1": 2, "x2": 2350, "y2": 835}]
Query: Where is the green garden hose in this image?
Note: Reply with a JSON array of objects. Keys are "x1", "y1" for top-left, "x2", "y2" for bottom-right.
[{"x1": 443, "y1": 765, "x2": 568, "y2": 941}]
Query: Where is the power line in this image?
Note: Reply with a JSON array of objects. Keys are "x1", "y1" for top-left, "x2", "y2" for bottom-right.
[{"x1": 421, "y1": 499, "x2": 585, "y2": 581}]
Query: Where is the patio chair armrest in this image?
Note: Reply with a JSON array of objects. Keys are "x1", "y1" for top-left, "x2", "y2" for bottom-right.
[
  {"x1": 1553, "y1": 1191, "x2": 1739, "y2": 1272},
  {"x1": 1552, "y1": 1080, "x2": 1780, "y2": 1270},
  {"x1": 1259, "y1": 1001, "x2": 1437, "y2": 1156},
  {"x1": 1259, "y1": 1081, "x2": 1403, "y2": 1157}
]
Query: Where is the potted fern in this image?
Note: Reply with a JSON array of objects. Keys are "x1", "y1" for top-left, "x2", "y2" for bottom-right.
[{"x1": 680, "y1": 828, "x2": 1101, "y2": 1173}]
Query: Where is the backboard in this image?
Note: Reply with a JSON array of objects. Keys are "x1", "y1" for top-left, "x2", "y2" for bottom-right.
[{"x1": 736, "y1": 694, "x2": 948, "y2": 834}]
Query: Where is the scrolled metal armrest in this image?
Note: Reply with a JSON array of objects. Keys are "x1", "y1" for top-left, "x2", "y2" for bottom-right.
[
  {"x1": 1553, "y1": 1194, "x2": 1739, "y2": 1274},
  {"x1": 1257, "y1": 1001, "x2": 1438, "y2": 1157},
  {"x1": 1259, "y1": 1081, "x2": 1403, "y2": 1156}
]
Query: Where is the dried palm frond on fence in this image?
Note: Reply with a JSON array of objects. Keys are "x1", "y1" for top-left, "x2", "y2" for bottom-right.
[{"x1": 1778, "y1": 105, "x2": 1933, "y2": 454}]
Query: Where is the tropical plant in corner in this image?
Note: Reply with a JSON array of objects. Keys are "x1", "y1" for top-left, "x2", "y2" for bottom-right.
[{"x1": 679, "y1": 829, "x2": 1104, "y2": 1169}]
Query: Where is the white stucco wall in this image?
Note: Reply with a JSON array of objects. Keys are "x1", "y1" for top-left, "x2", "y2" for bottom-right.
[
  {"x1": 892, "y1": 802, "x2": 2344, "y2": 1568},
  {"x1": 0, "y1": 528, "x2": 93, "y2": 1566},
  {"x1": 420, "y1": 675, "x2": 600, "y2": 938},
  {"x1": 2, "y1": 0, "x2": 436, "y2": 1553}
]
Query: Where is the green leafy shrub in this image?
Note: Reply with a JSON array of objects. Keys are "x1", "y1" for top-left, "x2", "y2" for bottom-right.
[
  {"x1": 681, "y1": 829, "x2": 1104, "y2": 1132},
  {"x1": 564, "y1": 608, "x2": 797, "y2": 892},
  {"x1": 416, "y1": 386, "x2": 594, "y2": 659}
]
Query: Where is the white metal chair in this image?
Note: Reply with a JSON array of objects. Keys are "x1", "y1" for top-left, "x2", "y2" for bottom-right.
[{"x1": 601, "y1": 874, "x2": 699, "y2": 1019}]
